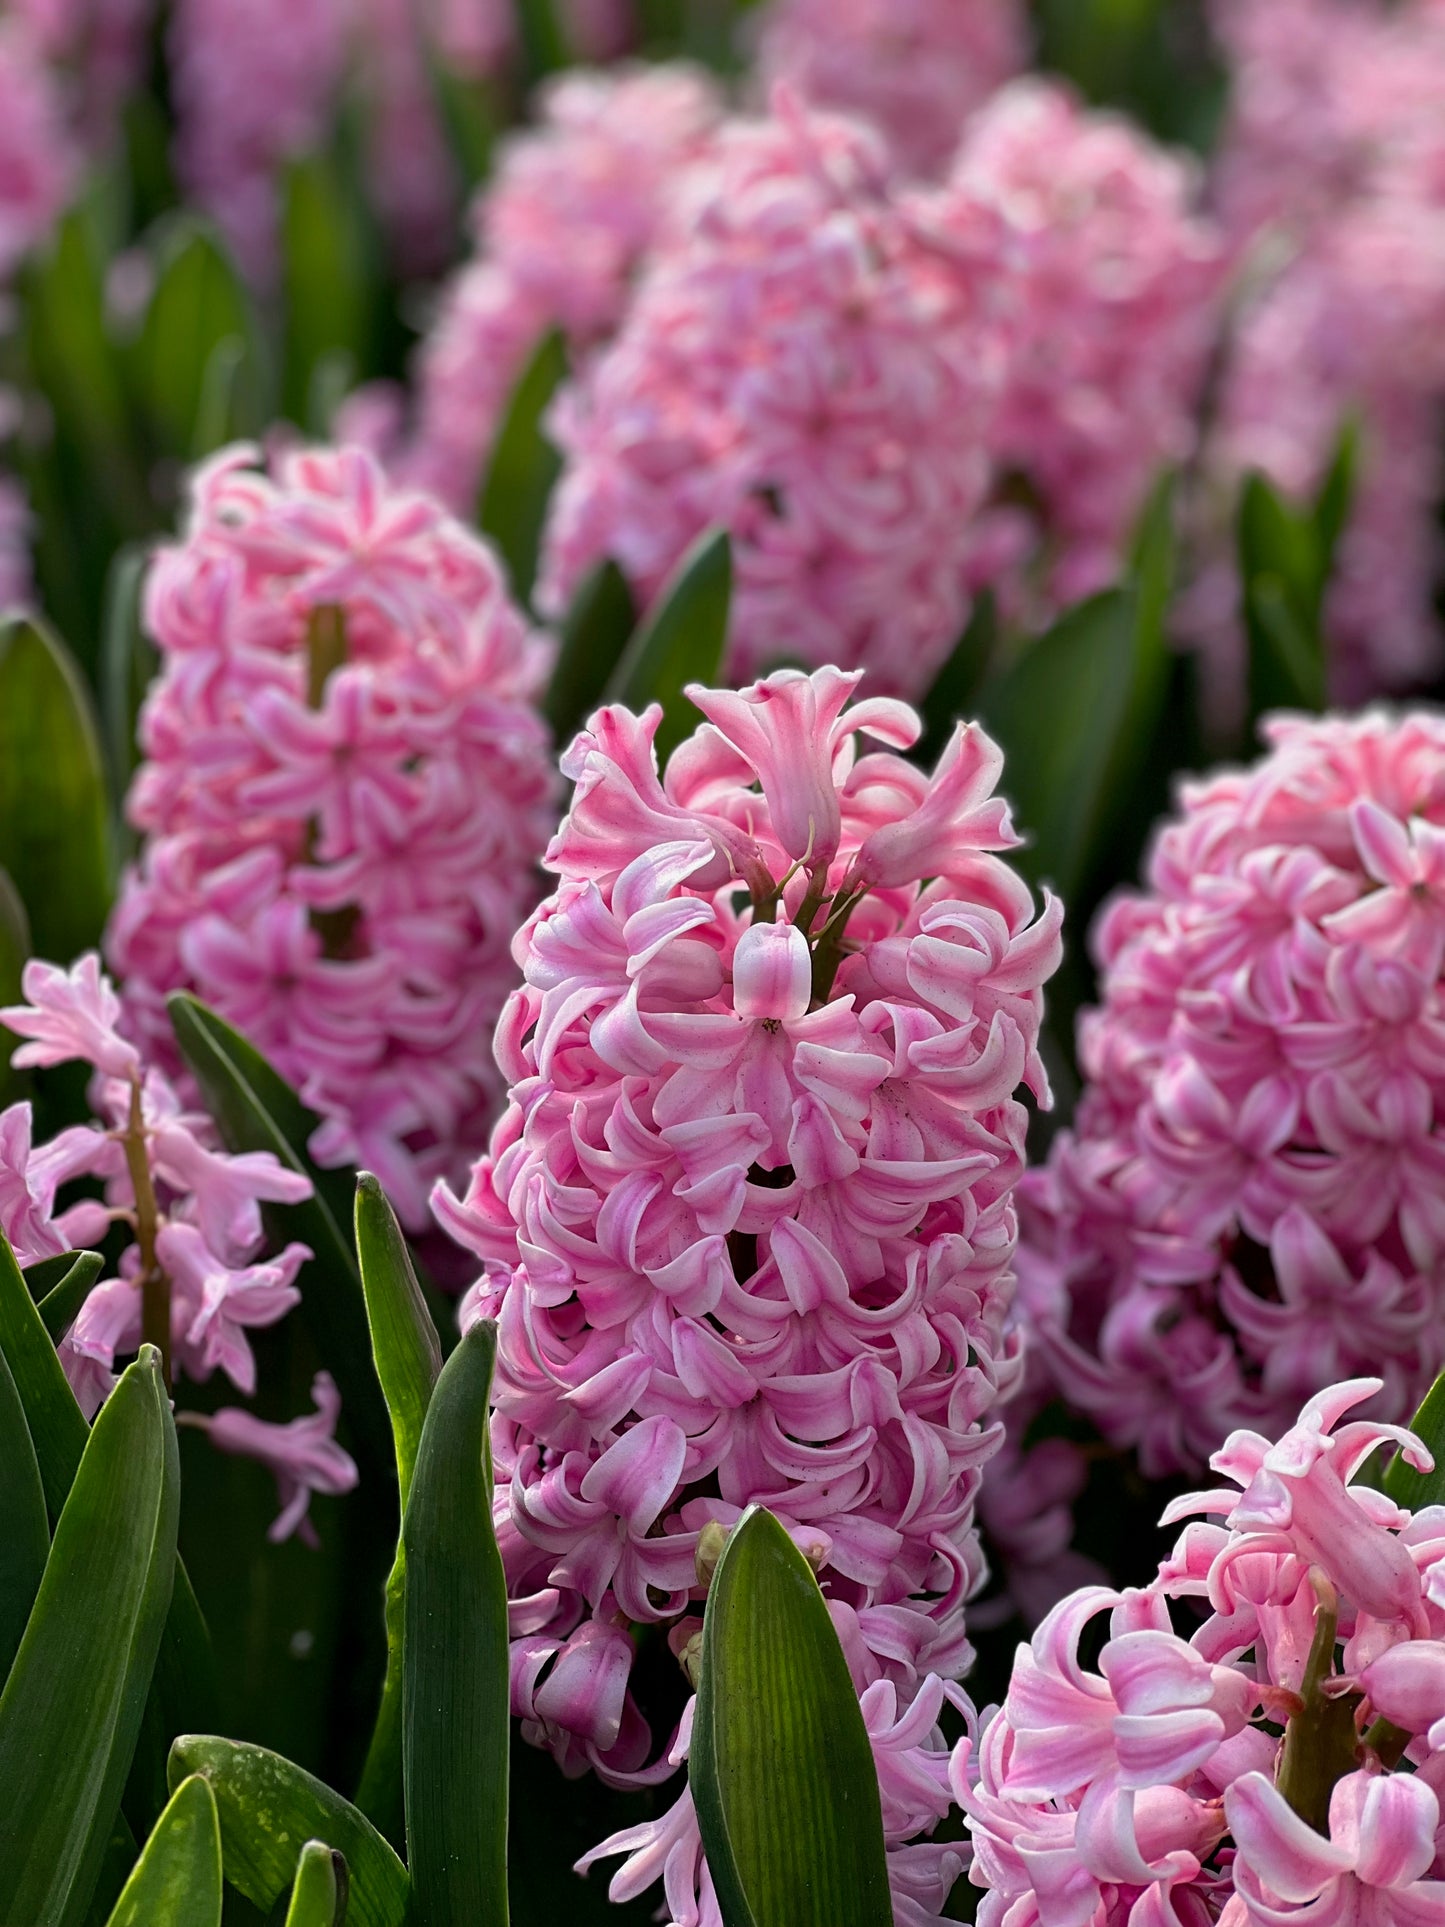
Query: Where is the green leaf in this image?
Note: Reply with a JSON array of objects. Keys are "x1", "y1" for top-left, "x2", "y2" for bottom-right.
[
  {"x1": 604, "y1": 529, "x2": 732, "y2": 768},
  {"x1": 0, "y1": 616, "x2": 113, "y2": 960},
  {"x1": 0, "y1": 1341, "x2": 48, "y2": 1685},
  {"x1": 977, "y1": 480, "x2": 1174, "y2": 905},
  {"x1": 478, "y1": 329, "x2": 568, "y2": 608},
  {"x1": 167, "y1": 1737, "x2": 407, "y2": 1927},
  {"x1": 0, "y1": 865, "x2": 31, "y2": 1107},
  {"x1": 544, "y1": 560, "x2": 638, "y2": 749},
  {"x1": 513, "y1": 0, "x2": 571, "y2": 78},
  {"x1": 916, "y1": 591, "x2": 997, "y2": 769},
  {"x1": 103, "y1": 1775, "x2": 222, "y2": 1927},
  {"x1": 425, "y1": 52, "x2": 498, "y2": 191},
  {"x1": 166, "y1": 994, "x2": 391, "y2": 1480},
  {"x1": 37, "y1": 1250, "x2": 106, "y2": 1344},
  {"x1": 0, "y1": 1235, "x2": 217, "y2": 1835},
  {"x1": 0, "y1": 1347, "x2": 179, "y2": 1926},
  {"x1": 98, "y1": 543, "x2": 157, "y2": 827},
  {"x1": 283, "y1": 1841, "x2": 349, "y2": 1927},
  {"x1": 1239, "y1": 471, "x2": 1328, "y2": 727},
  {"x1": 1383, "y1": 1372, "x2": 1445, "y2": 1511},
  {"x1": 137, "y1": 219, "x2": 261, "y2": 458},
  {"x1": 692, "y1": 1506, "x2": 891, "y2": 1927},
  {"x1": 281, "y1": 155, "x2": 372, "y2": 429},
  {"x1": 402, "y1": 1321, "x2": 509, "y2": 1927},
  {"x1": 353, "y1": 1175, "x2": 444, "y2": 1846}
]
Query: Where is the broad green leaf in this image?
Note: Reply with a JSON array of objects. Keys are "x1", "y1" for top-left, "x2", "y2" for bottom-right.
[
  {"x1": 281, "y1": 155, "x2": 372, "y2": 429},
  {"x1": 137, "y1": 219, "x2": 260, "y2": 458},
  {"x1": 0, "y1": 1236, "x2": 216, "y2": 1833},
  {"x1": 354, "y1": 1175, "x2": 443, "y2": 1846},
  {"x1": 283, "y1": 1841, "x2": 349, "y2": 1927},
  {"x1": 544, "y1": 560, "x2": 638, "y2": 749},
  {"x1": 104, "y1": 1775, "x2": 222, "y2": 1927},
  {"x1": 167, "y1": 1737, "x2": 407, "y2": 1927},
  {"x1": 403, "y1": 1321, "x2": 509, "y2": 1927},
  {"x1": 0, "y1": 865, "x2": 30, "y2": 1107},
  {"x1": 0, "y1": 1342, "x2": 47, "y2": 1684},
  {"x1": 167, "y1": 994, "x2": 390, "y2": 1480},
  {"x1": 604, "y1": 529, "x2": 732, "y2": 768},
  {"x1": 478, "y1": 329, "x2": 568, "y2": 608},
  {"x1": 0, "y1": 1347, "x2": 179, "y2": 1927},
  {"x1": 1383, "y1": 1371, "x2": 1445, "y2": 1511},
  {"x1": 1239, "y1": 472, "x2": 1328, "y2": 727},
  {"x1": 0, "y1": 616, "x2": 112, "y2": 960},
  {"x1": 513, "y1": 0, "x2": 571, "y2": 78},
  {"x1": 977, "y1": 481, "x2": 1173, "y2": 904},
  {"x1": 916, "y1": 592, "x2": 997, "y2": 769},
  {"x1": 37, "y1": 1250, "x2": 106, "y2": 1343},
  {"x1": 98, "y1": 544, "x2": 156, "y2": 825},
  {"x1": 692, "y1": 1506, "x2": 891, "y2": 1927}
]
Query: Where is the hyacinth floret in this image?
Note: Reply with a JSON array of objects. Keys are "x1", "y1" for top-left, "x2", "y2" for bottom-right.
[
  {"x1": 0, "y1": 954, "x2": 356, "y2": 1542},
  {"x1": 1014, "y1": 709, "x2": 1445, "y2": 1586},
  {"x1": 537, "y1": 90, "x2": 1001, "y2": 698},
  {"x1": 436, "y1": 665, "x2": 1063, "y2": 1923},
  {"x1": 958, "y1": 1378, "x2": 1445, "y2": 1925},
  {"x1": 106, "y1": 442, "x2": 557, "y2": 1228}
]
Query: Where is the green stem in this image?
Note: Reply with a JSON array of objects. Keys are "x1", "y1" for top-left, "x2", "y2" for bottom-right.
[{"x1": 1276, "y1": 1586, "x2": 1359, "y2": 1834}]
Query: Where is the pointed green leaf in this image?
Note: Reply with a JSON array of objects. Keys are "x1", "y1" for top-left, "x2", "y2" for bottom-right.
[
  {"x1": 284, "y1": 1841, "x2": 349, "y2": 1927},
  {"x1": 604, "y1": 528, "x2": 732, "y2": 768},
  {"x1": 0, "y1": 1347, "x2": 179, "y2": 1927},
  {"x1": 692, "y1": 1506, "x2": 891, "y2": 1927},
  {"x1": 0, "y1": 1236, "x2": 217, "y2": 1834},
  {"x1": 544, "y1": 559, "x2": 638, "y2": 748},
  {"x1": 37, "y1": 1249, "x2": 106, "y2": 1343},
  {"x1": 916, "y1": 591, "x2": 997, "y2": 769},
  {"x1": 0, "y1": 1342, "x2": 47, "y2": 1684},
  {"x1": 353, "y1": 1175, "x2": 444, "y2": 1846},
  {"x1": 103, "y1": 1775, "x2": 222, "y2": 1927},
  {"x1": 99, "y1": 543, "x2": 156, "y2": 817},
  {"x1": 403, "y1": 1320, "x2": 509, "y2": 1927},
  {"x1": 1382, "y1": 1372, "x2": 1445, "y2": 1511},
  {"x1": 23, "y1": 1251, "x2": 89, "y2": 1302},
  {"x1": 0, "y1": 616, "x2": 112, "y2": 960},
  {"x1": 281, "y1": 154, "x2": 373, "y2": 429},
  {"x1": 513, "y1": 0, "x2": 571, "y2": 79},
  {"x1": 138, "y1": 218, "x2": 261, "y2": 458},
  {"x1": 478, "y1": 329, "x2": 568, "y2": 608},
  {"x1": 1239, "y1": 471, "x2": 1328, "y2": 726},
  {"x1": 166, "y1": 994, "x2": 390, "y2": 1480},
  {"x1": 167, "y1": 1737, "x2": 407, "y2": 1927}
]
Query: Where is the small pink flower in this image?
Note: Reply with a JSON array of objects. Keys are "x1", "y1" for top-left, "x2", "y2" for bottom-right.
[
  {"x1": 202, "y1": 1371, "x2": 358, "y2": 1545},
  {"x1": 1227, "y1": 1769, "x2": 1445, "y2": 1925},
  {"x1": 2, "y1": 954, "x2": 141, "y2": 1082}
]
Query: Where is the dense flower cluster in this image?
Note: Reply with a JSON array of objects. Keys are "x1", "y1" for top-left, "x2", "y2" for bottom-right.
[
  {"x1": 538, "y1": 93, "x2": 1001, "y2": 695},
  {"x1": 1017, "y1": 709, "x2": 1445, "y2": 1519},
  {"x1": 106, "y1": 443, "x2": 556, "y2": 1228},
  {"x1": 12, "y1": 0, "x2": 155, "y2": 143},
  {"x1": 405, "y1": 63, "x2": 723, "y2": 515},
  {"x1": 959, "y1": 1378, "x2": 1445, "y2": 1925},
  {"x1": 0, "y1": 954, "x2": 356, "y2": 1540},
  {"x1": 437, "y1": 665, "x2": 1063, "y2": 1922},
  {"x1": 754, "y1": 0, "x2": 1027, "y2": 179},
  {"x1": 1204, "y1": 0, "x2": 1445, "y2": 698},
  {"x1": 918, "y1": 80, "x2": 1223, "y2": 614},
  {"x1": 0, "y1": 15, "x2": 77, "y2": 282}
]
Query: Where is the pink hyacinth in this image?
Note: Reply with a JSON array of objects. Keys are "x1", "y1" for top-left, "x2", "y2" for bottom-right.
[
  {"x1": 0, "y1": 955, "x2": 351, "y2": 1540},
  {"x1": 196, "y1": 1371, "x2": 359, "y2": 1545},
  {"x1": 913, "y1": 79, "x2": 1224, "y2": 616},
  {"x1": 0, "y1": 477, "x2": 31, "y2": 612},
  {"x1": 1015, "y1": 711, "x2": 1445, "y2": 1539},
  {"x1": 168, "y1": 0, "x2": 351, "y2": 283},
  {"x1": 754, "y1": 0, "x2": 1028, "y2": 180},
  {"x1": 1199, "y1": 0, "x2": 1445, "y2": 700},
  {"x1": 105, "y1": 443, "x2": 556, "y2": 1228},
  {"x1": 537, "y1": 91, "x2": 1002, "y2": 696},
  {"x1": 405, "y1": 63, "x2": 724, "y2": 515},
  {"x1": 12, "y1": 0, "x2": 155, "y2": 144},
  {"x1": 958, "y1": 1378, "x2": 1445, "y2": 1926},
  {"x1": 436, "y1": 665, "x2": 1063, "y2": 1922},
  {"x1": 0, "y1": 16, "x2": 77, "y2": 282}
]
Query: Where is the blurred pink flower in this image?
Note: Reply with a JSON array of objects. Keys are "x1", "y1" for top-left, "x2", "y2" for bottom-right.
[
  {"x1": 406, "y1": 63, "x2": 724, "y2": 514},
  {"x1": 201, "y1": 1371, "x2": 359, "y2": 1544},
  {"x1": 0, "y1": 16, "x2": 77, "y2": 280},
  {"x1": 755, "y1": 0, "x2": 1027, "y2": 179},
  {"x1": 437, "y1": 665, "x2": 1062, "y2": 1921},
  {"x1": 107, "y1": 443, "x2": 557, "y2": 1228}
]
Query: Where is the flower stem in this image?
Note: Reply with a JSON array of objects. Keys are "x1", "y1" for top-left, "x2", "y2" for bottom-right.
[
  {"x1": 122, "y1": 1076, "x2": 171, "y2": 1385},
  {"x1": 1276, "y1": 1582, "x2": 1359, "y2": 1834}
]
